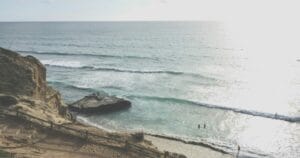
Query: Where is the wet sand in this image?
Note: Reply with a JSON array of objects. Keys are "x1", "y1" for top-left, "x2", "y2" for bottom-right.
[{"x1": 145, "y1": 135, "x2": 234, "y2": 158}]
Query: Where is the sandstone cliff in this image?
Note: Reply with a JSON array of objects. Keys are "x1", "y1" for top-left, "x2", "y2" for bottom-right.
[
  {"x1": 0, "y1": 47, "x2": 66, "y2": 115},
  {"x1": 0, "y1": 48, "x2": 46, "y2": 100}
]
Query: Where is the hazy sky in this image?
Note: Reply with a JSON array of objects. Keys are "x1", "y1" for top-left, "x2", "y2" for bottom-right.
[{"x1": 0, "y1": 0, "x2": 299, "y2": 21}]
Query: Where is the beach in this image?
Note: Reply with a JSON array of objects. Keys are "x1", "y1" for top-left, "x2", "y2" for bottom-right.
[{"x1": 145, "y1": 135, "x2": 233, "y2": 158}]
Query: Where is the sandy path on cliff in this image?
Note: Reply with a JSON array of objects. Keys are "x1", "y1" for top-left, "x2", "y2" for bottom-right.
[{"x1": 0, "y1": 115, "x2": 133, "y2": 158}]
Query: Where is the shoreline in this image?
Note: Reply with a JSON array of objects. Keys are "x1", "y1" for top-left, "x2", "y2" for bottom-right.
[
  {"x1": 76, "y1": 115, "x2": 235, "y2": 158},
  {"x1": 145, "y1": 133, "x2": 230, "y2": 154},
  {"x1": 145, "y1": 135, "x2": 233, "y2": 158},
  {"x1": 77, "y1": 115, "x2": 270, "y2": 158}
]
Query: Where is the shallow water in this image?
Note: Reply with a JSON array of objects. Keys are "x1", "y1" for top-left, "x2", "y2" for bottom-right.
[{"x1": 0, "y1": 22, "x2": 299, "y2": 157}]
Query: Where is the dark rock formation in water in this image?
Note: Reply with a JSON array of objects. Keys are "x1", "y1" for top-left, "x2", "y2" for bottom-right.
[
  {"x1": 0, "y1": 47, "x2": 66, "y2": 115},
  {"x1": 69, "y1": 93, "x2": 131, "y2": 113}
]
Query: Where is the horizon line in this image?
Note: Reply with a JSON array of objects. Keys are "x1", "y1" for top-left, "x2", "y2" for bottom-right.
[{"x1": 0, "y1": 20, "x2": 220, "y2": 23}]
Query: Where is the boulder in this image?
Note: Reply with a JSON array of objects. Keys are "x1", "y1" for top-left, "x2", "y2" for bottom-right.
[{"x1": 69, "y1": 93, "x2": 131, "y2": 113}]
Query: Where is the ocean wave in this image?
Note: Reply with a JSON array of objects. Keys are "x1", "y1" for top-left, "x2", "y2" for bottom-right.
[
  {"x1": 42, "y1": 60, "x2": 83, "y2": 68},
  {"x1": 128, "y1": 95, "x2": 300, "y2": 123},
  {"x1": 45, "y1": 64, "x2": 216, "y2": 80},
  {"x1": 92, "y1": 67, "x2": 185, "y2": 75},
  {"x1": 48, "y1": 81, "x2": 96, "y2": 92},
  {"x1": 18, "y1": 50, "x2": 157, "y2": 60},
  {"x1": 48, "y1": 81, "x2": 123, "y2": 92}
]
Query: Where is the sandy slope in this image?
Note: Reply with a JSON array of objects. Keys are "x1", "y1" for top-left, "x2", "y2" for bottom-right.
[{"x1": 0, "y1": 115, "x2": 132, "y2": 158}]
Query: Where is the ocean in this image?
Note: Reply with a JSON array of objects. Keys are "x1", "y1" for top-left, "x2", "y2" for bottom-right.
[{"x1": 0, "y1": 22, "x2": 299, "y2": 158}]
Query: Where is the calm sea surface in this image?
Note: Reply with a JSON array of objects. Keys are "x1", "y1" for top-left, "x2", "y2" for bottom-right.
[{"x1": 0, "y1": 22, "x2": 299, "y2": 157}]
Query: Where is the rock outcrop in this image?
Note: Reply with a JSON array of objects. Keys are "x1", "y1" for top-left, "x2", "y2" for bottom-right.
[
  {"x1": 69, "y1": 93, "x2": 131, "y2": 113},
  {"x1": 0, "y1": 48, "x2": 46, "y2": 100},
  {"x1": 0, "y1": 94, "x2": 18, "y2": 107},
  {"x1": 0, "y1": 47, "x2": 66, "y2": 115}
]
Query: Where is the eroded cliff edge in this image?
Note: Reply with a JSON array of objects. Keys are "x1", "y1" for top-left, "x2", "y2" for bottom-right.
[{"x1": 0, "y1": 47, "x2": 67, "y2": 116}]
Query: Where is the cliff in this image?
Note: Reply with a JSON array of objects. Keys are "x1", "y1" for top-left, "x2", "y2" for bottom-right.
[
  {"x1": 0, "y1": 47, "x2": 66, "y2": 115},
  {"x1": 0, "y1": 48, "x2": 46, "y2": 100}
]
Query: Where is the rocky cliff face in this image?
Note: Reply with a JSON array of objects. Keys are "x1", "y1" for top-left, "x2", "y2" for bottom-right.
[
  {"x1": 0, "y1": 48, "x2": 46, "y2": 100},
  {"x1": 0, "y1": 47, "x2": 65, "y2": 112}
]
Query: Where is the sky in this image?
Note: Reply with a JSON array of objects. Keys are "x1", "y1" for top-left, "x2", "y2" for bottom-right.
[{"x1": 0, "y1": 0, "x2": 299, "y2": 22}]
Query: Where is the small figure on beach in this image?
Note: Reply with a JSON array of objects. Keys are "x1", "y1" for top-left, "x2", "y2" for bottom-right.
[
  {"x1": 203, "y1": 123, "x2": 206, "y2": 129},
  {"x1": 236, "y1": 145, "x2": 241, "y2": 158},
  {"x1": 198, "y1": 124, "x2": 200, "y2": 129}
]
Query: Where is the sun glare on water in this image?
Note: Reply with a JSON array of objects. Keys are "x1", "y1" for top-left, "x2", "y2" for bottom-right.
[
  {"x1": 222, "y1": 21, "x2": 300, "y2": 114},
  {"x1": 221, "y1": 20, "x2": 300, "y2": 156}
]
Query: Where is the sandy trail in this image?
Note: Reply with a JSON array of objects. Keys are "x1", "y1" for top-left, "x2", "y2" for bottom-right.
[{"x1": 0, "y1": 115, "x2": 132, "y2": 158}]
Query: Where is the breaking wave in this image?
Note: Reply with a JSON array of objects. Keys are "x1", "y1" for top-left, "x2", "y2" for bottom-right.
[
  {"x1": 128, "y1": 95, "x2": 300, "y2": 123},
  {"x1": 18, "y1": 50, "x2": 157, "y2": 60},
  {"x1": 44, "y1": 63, "x2": 217, "y2": 81}
]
